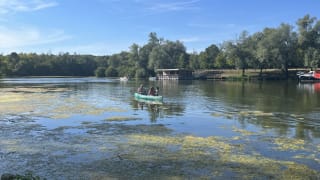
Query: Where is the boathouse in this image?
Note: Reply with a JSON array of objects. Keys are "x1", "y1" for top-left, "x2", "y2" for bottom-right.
[{"x1": 156, "y1": 69, "x2": 193, "y2": 80}]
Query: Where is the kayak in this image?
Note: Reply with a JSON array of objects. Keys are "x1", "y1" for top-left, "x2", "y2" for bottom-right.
[
  {"x1": 134, "y1": 93, "x2": 163, "y2": 101},
  {"x1": 134, "y1": 97, "x2": 163, "y2": 105}
]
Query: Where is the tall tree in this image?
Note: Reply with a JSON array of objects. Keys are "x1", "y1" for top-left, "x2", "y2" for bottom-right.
[
  {"x1": 198, "y1": 44, "x2": 220, "y2": 69},
  {"x1": 297, "y1": 14, "x2": 317, "y2": 49},
  {"x1": 148, "y1": 45, "x2": 170, "y2": 70},
  {"x1": 128, "y1": 43, "x2": 141, "y2": 77},
  {"x1": 225, "y1": 31, "x2": 252, "y2": 76},
  {"x1": 304, "y1": 47, "x2": 320, "y2": 70},
  {"x1": 188, "y1": 51, "x2": 200, "y2": 70},
  {"x1": 272, "y1": 24, "x2": 298, "y2": 78},
  {"x1": 214, "y1": 52, "x2": 227, "y2": 68},
  {"x1": 253, "y1": 29, "x2": 274, "y2": 76},
  {"x1": 297, "y1": 15, "x2": 320, "y2": 70}
]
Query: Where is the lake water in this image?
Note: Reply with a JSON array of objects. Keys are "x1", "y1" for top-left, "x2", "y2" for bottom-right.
[{"x1": 0, "y1": 77, "x2": 319, "y2": 179}]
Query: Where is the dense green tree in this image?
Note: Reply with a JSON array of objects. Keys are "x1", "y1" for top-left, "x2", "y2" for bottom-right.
[
  {"x1": 253, "y1": 29, "x2": 274, "y2": 76},
  {"x1": 162, "y1": 40, "x2": 186, "y2": 68},
  {"x1": 117, "y1": 51, "x2": 131, "y2": 77},
  {"x1": 129, "y1": 43, "x2": 140, "y2": 68},
  {"x1": 304, "y1": 47, "x2": 320, "y2": 70},
  {"x1": 214, "y1": 53, "x2": 227, "y2": 68},
  {"x1": 147, "y1": 38, "x2": 187, "y2": 72},
  {"x1": 137, "y1": 46, "x2": 151, "y2": 78},
  {"x1": 108, "y1": 54, "x2": 120, "y2": 69},
  {"x1": 177, "y1": 53, "x2": 187, "y2": 68},
  {"x1": 124, "y1": 44, "x2": 139, "y2": 78},
  {"x1": 135, "y1": 68, "x2": 147, "y2": 78},
  {"x1": 95, "y1": 67, "x2": 106, "y2": 77},
  {"x1": 297, "y1": 14, "x2": 317, "y2": 49},
  {"x1": 148, "y1": 32, "x2": 160, "y2": 47},
  {"x1": 297, "y1": 15, "x2": 320, "y2": 70},
  {"x1": 6, "y1": 52, "x2": 20, "y2": 75},
  {"x1": 105, "y1": 67, "x2": 118, "y2": 77},
  {"x1": 237, "y1": 31, "x2": 254, "y2": 76},
  {"x1": 188, "y1": 52, "x2": 200, "y2": 70},
  {"x1": 148, "y1": 45, "x2": 169, "y2": 70},
  {"x1": 224, "y1": 31, "x2": 253, "y2": 76},
  {"x1": 198, "y1": 51, "x2": 208, "y2": 69},
  {"x1": 0, "y1": 55, "x2": 7, "y2": 75},
  {"x1": 95, "y1": 56, "x2": 109, "y2": 67},
  {"x1": 199, "y1": 44, "x2": 220, "y2": 69},
  {"x1": 272, "y1": 24, "x2": 298, "y2": 78},
  {"x1": 220, "y1": 41, "x2": 236, "y2": 68}
]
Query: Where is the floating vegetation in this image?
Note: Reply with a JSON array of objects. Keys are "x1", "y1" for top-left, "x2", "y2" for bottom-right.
[
  {"x1": 115, "y1": 134, "x2": 319, "y2": 179},
  {"x1": 0, "y1": 93, "x2": 41, "y2": 114},
  {"x1": 222, "y1": 153, "x2": 320, "y2": 179},
  {"x1": 0, "y1": 87, "x2": 127, "y2": 119},
  {"x1": 106, "y1": 116, "x2": 142, "y2": 121},
  {"x1": 232, "y1": 136, "x2": 241, "y2": 140},
  {"x1": 0, "y1": 93, "x2": 26, "y2": 103},
  {"x1": 50, "y1": 100, "x2": 126, "y2": 119},
  {"x1": 1, "y1": 86, "x2": 70, "y2": 93},
  {"x1": 293, "y1": 154, "x2": 320, "y2": 163},
  {"x1": 103, "y1": 107, "x2": 127, "y2": 112},
  {"x1": 232, "y1": 126, "x2": 256, "y2": 136},
  {"x1": 239, "y1": 110, "x2": 274, "y2": 117},
  {"x1": 1, "y1": 119, "x2": 320, "y2": 179},
  {"x1": 274, "y1": 138, "x2": 305, "y2": 151},
  {"x1": 211, "y1": 112, "x2": 234, "y2": 119},
  {"x1": 128, "y1": 134, "x2": 234, "y2": 155},
  {"x1": 1, "y1": 82, "x2": 320, "y2": 179},
  {"x1": 211, "y1": 112, "x2": 223, "y2": 117}
]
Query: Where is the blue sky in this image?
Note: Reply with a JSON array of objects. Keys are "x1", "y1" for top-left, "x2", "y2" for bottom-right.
[{"x1": 0, "y1": 0, "x2": 319, "y2": 55}]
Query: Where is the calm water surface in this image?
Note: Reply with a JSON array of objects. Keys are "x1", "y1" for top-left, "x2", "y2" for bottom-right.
[{"x1": 0, "y1": 77, "x2": 319, "y2": 179}]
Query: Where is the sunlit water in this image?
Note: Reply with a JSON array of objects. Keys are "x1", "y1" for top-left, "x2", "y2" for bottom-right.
[{"x1": 0, "y1": 77, "x2": 319, "y2": 179}]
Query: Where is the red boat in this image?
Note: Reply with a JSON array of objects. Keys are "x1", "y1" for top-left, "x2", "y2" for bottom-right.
[{"x1": 297, "y1": 70, "x2": 320, "y2": 81}]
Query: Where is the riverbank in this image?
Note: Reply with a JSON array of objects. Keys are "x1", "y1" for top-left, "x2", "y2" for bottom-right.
[
  {"x1": 0, "y1": 68, "x2": 310, "y2": 81},
  {"x1": 195, "y1": 68, "x2": 308, "y2": 81}
]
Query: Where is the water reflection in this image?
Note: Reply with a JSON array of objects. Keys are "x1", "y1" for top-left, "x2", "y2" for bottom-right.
[
  {"x1": 297, "y1": 82, "x2": 320, "y2": 93},
  {"x1": 126, "y1": 79, "x2": 320, "y2": 140},
  {"x1": 135, "y1": 101, "x2": 162, "y2": 122},
  {"x1": 181, "y1": 80, "x2": 320, "y2": 139},
  {"x1": 131, "y1": 99, "x2": 185, "y2": 122}
]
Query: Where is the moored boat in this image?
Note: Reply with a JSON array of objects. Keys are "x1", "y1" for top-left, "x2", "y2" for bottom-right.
[
  {"x1": 134, "y1": 93, "x2": 163, "y2": 101},
  {"x1": 148, "y1": 77, "x2": 157, "y2": 81},
  {"x1": 120, "y1": 76, "x2": 129, "y2": 81},
  {"x1": 297, "y1": 70, "x2": 320, "y2": 82}
]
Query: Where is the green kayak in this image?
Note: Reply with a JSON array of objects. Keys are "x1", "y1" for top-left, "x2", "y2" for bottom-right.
[{"x1": 134, "y1": 93, "x2": 163, "y2": 101}]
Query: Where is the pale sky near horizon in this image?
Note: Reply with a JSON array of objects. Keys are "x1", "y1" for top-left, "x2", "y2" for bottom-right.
[{"x1": 0, "y1": 0, "x2": 319, "y2": 55}]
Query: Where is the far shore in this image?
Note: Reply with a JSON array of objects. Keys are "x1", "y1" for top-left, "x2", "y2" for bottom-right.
[
  {"x1": 199, "y1": 68, "x2": 308, "y2": 81},
  {"x1": 0, "y1": 68, "x2": 312, "y2": 81}
]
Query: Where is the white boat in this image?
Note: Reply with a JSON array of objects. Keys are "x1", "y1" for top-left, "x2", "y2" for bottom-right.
[
  {"x1": 297, "y1": 70, "x2": 320, "y2": 81},
  {"x1": 120, "y1": 76, "x2": 129, "y2": 81},
  {"x1": 149, "y1": 77, "x2": 157, "y2": 81}
]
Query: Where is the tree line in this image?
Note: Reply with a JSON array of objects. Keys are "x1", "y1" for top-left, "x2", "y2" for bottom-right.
[{"x1": 0, "y1": 14, "x2": 319, "y2": 78}]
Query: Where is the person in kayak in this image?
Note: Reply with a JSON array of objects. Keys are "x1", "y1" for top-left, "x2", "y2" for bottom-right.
[
  {"x1": 155, "y1": 86, "x2": 160, "y2": 96},
  {"x1": 137, "y1": 84, "x2": 146, "y2": 94},
  {"x1": 148, "y1": 86, "x2": 156, "y2": 96}
]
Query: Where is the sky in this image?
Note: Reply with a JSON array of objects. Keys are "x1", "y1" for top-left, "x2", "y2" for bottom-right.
[{"x1": 0, "y1": 0, "x2": 320, "y2": 55}]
